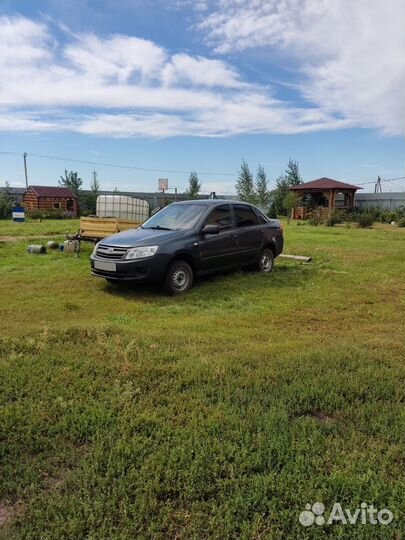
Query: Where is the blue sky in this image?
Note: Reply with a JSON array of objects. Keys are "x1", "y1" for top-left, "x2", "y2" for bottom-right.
[{"x1": 0, "y1": 0, "x2": 404, "y2": 193}]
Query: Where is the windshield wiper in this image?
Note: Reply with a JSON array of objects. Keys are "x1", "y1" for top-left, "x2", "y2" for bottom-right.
[{"x1": 143, "y1": 225, "x2": 175, "y2": 231}]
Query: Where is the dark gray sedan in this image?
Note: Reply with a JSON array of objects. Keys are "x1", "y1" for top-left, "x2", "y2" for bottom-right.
[{"x1": 90, "y1": 200, "x2": 283, "y2": 295}]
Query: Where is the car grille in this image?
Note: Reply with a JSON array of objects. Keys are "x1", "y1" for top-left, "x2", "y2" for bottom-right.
[{"x1": 96, "y1": 244, "x2": 128, "y2": 260}]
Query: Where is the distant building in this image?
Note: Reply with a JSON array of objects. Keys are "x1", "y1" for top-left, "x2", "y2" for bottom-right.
[
  {"x1": 23, "y1": 185, "x2": 78, "y2": 216},
  {"x1": 0, "y1": 187, "x2": 26, "y2": 204}
]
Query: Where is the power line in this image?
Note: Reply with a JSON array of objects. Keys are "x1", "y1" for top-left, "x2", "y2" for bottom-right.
[
  {"x1": 383, "y1": 180, "x2": 405, "y2": 189},
  {"x1": 1, "y1": 150, "x2": 404, "y2": 186},
  {"x1": 0, "y1": 151, "x2": 236, "y2": 177},
  {"x1": 357, "y1": 176, "x2": 405, "y2": 186}
]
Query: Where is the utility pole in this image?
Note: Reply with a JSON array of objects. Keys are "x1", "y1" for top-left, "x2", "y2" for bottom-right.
[
  {"x1": 23, "y1": 152, "x2": 28, "y2": 188},
  {"x1": 374, "y1": 176, "x2": 382, "y2": 193}
]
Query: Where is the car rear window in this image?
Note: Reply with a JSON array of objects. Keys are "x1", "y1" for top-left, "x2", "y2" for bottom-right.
[
  {"x1": 233, "y1": 204, "x2": 259, "y2": 227},
  {"x1": 204, "y1": 205, "x2": 233, "y2": 230}
]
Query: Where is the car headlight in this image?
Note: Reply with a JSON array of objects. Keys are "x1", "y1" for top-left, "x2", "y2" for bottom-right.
[
  {"x1": 92, "y1": 242, "x2": 99, "y2": 256},
  {"x1": 125, "y1": 245, "x2": 159, "y2": 260}
]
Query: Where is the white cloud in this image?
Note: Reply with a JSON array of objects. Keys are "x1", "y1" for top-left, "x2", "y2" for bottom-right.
[
  {"x1": 198, "y1": 0, "x2": 405, "y2": 135},
  {"x1": 0, "y1": 16, "x2": 51, "y2": 65},
  {"x1": 162, "y1": 53, "x2": 243, "y2": 88},
  {"x1": 64, "y1": 34, "x2": 167, "y2": 83},
  {"x1": 0, "y1": 9, "x2": 402, "y2": 138}
]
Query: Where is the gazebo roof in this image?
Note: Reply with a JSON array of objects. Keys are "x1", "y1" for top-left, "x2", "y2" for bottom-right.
[{"x1": 290, "y1": 177, "x2": 362, "y2": 192}]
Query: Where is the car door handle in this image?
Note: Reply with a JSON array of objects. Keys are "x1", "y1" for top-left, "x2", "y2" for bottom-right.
[{"x1": 230, "y1": 234, "x2": 238, "y2": 238}]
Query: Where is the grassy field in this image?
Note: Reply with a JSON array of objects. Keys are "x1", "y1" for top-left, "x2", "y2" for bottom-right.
[{"x1": 0, "y1": 219, "x2": 404, "y2": 539}]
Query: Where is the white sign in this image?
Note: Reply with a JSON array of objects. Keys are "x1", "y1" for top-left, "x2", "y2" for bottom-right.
[{"x1": 158, "y1": 178, "x2": 168, "y2": 191}]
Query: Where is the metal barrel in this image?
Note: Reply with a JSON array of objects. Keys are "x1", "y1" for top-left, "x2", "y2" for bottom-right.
[
  {"x1": 27, "y1": 244, "x2": 47, "y2": 254},
  {"x1": 46, "y1": 241, "x2": 59, "y2": 249}
]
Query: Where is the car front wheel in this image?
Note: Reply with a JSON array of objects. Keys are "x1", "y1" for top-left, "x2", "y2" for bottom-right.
[
  {"x1": 258, "y1": 248, "x2": 274, "y2": 273},
  {"x1": 163, "y1": 260, "x2": 193, "y2": 295}
]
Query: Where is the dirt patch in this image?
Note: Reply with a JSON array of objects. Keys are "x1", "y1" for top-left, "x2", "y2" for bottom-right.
[
  {"x1": 0, "y1": 234, "x2": 58, "y2": 243},
  {"x1": 306, "y1": 410, "x2": 337, "y2": 423},
  {"x1": 0, "y1": 501, "x2": 22, "y2": 528}
]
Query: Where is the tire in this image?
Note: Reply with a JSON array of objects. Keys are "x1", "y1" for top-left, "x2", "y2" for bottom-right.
[
  {"x1": 258, "y1": 248, "x2": 275, "y2": 273},
  {"x1": 163, "y1": 260, "x2": 193, "y2": 295}
]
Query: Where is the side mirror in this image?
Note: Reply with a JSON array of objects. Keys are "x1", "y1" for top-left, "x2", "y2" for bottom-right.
[{"x1": 201, "y1": 224, "x2": 220, "y2": 235}]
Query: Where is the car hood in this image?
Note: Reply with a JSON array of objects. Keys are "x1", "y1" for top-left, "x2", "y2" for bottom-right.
[{"x1": 100, "y1": 227, "x2": 186, "y2": 247}]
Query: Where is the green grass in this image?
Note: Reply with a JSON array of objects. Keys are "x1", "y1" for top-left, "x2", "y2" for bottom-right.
[
  {"x1": 0, "y1": 218, "x2": 80, "y2": 238},
  {"x1": 0, "y1": 219, "x2": 404, "y2": 539}
]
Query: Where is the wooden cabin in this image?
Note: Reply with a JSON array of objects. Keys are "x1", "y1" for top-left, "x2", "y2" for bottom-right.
[{"x1": 23, "y1": 186, "x2": 78, "y2": 216}]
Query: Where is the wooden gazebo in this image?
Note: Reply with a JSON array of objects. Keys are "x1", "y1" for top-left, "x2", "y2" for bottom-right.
[{"x1": 289, "y1": 177, "x2": 361, "y2": 220}]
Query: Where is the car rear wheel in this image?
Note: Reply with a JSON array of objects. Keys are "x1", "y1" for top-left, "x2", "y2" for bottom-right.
[
  {"x1": 258, "y1": 248, "x2": 274, "y2": 273},
  {"x1": 163, "y1": 260, "x2": 193, "y2": 295}
]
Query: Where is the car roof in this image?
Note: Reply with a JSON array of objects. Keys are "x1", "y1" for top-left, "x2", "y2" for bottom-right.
[{"x1": 172, "y1": 199, "x2": 249, "y2": 206}]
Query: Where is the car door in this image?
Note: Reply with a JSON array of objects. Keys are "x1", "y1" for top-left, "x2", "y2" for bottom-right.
[
  {"x1": 198, "y1": 204, "x2": 238, "y2": 271},
  {"x1": 232, "y1": 204, "x2": 264, "y2": 263}
]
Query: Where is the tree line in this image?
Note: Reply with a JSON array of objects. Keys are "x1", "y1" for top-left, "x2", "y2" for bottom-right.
[
  {"x1": 234, "y1": 158, "x2": 302, "y2": 217},
  {"x1": 1, "y1": 157, "x2": 301, "y2": 219},
  {"x1": 184, "y1": 158, "x2": 303, "y2": 217},
  {"x1": 58, "y1": 161, "x2": 303, "y2": 218}
]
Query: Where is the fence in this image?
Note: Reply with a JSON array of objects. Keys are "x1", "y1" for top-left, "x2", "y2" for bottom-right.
[{"x1": 336, "y1": 192, "x2": 405, "y2": 211}]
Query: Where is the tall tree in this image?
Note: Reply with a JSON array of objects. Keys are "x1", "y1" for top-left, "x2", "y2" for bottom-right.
[
  {"x1": 255, "y1": 164, "x2": 270, "y2": 209},
  {"x1": 90, "y1": 170, "x2": 100, "y2": 194},
  {"x1": 283, "y1": 192, "x2": 299, "y2": 223},
  {"x1": 236, "y1": 159, "x2": 256, "y2": 203},
  {"x1": 284, "y1": 158, "x2": 303, "y2": 186},
  {"x1": 270, "y1": 158, "x2": 303, "y2": 216},
  {"x1": 85, "y1": 171, "x2": 100, "y2": 214},
  {"x1": 59, "y1": 170, "x2": 83, "y2": 197},
  {"x1": 186, "y1": 171, "x2": 201, "y2": 199},
  {"x1": 0, "y1": 181, "x2": 13, "y2": 219}
]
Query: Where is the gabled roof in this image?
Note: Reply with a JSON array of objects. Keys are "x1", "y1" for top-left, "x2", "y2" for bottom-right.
[
  {"x1": 290, "y1": 177, "x2": 362, "y2": 191},
  {"x1": 28, "y1": 185, "x2": 78, "y2": 198}
]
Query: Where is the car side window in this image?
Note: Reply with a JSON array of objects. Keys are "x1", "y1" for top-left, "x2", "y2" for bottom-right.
[
  {"x1": 254, "y1": 209, "x2": 267, "y2": 224},
  {"x1": 204, "y1": 205, "x2": 233, "y2": 231},
  {"x1": 234, "y1": 204, "x2": 259, "y2": 227}
]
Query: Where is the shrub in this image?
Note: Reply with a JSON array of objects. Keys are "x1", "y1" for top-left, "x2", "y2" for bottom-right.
[
  {"x1": 395, "y1": 206, "x2": 405, "y2": 219},
  {"x1": 308, "y1": 212, "x2": 321, "y2": 226},
  {"x1": 398, "y1": 217, "x2": 405, "y2": 227},
  {"x1": 379, "y1": 210, "x2": 396, "y2": 223},
  {"x1": 27, "y1": 209, "x2": 64, "y2": 219},
  {"x1": 0, "y1": 194, "x2": 13, "y2": 219},
  {"x1": 267, "y1": 203, "x2": 278, "y2": 219},
  {"x1": 342, "y1": 211, "x2": 357, "y2": 223},
  {"x1": 370, "y1": 208, "x2": 382, "y2": 221},
  {"x1": 62, "y1": 211, "x2": 76, "y2": 219},
  {"x1": 325, "y1": 210, "x2": 345, "y2": 227},
  {"x1": 356, "y1": 213, "x2": 374, "y2": 228}
]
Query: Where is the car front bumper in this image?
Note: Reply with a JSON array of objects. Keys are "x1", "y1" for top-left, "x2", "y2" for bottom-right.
[{"x1": 90, "y1": 254, "x2": 168, "y2": 282}]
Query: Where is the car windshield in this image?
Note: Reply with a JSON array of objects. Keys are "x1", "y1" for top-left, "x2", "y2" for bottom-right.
[{"x1": 142, "y1": 204, "x2": 207, "y2": 231}]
